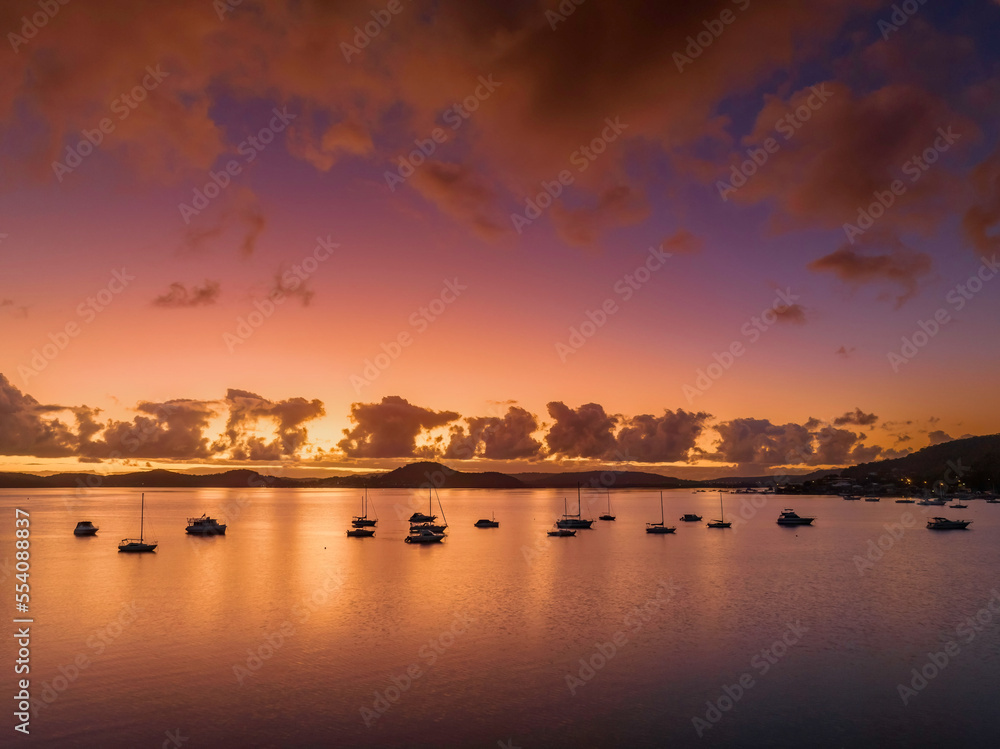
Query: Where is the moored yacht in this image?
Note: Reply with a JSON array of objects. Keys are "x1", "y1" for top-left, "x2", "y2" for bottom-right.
[
  {"x1": 74, "y1": 521, "x2": 99, "y2": 536},
  {"x1": 926, "y1": 517, "x2": 972, "y2": 530},
  {"x1": 547, "y1": 527, "x2": 576, "y2": 537},
  {"x1": 404, "y1": 528, "x2": 444, "y2": 543},
  {"x1": 474, "y1": 513, "x2": 499, "y2": 528},
  {"x1": 646, "y1": 492, "x2": 676, "y2": 534},
  {"x1": 556, "y1": 485, "x2": 594, "y2": 529},
  {"x1": 776, "y1": 509, "x2": 815, "y2": 526},
  {"x1": 185, "y1": 515, "x2": 227, "y2": 535}
]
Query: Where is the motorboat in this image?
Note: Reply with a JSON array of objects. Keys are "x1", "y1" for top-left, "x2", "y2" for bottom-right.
[
  {"x1": 776, "y1": 509, "x2": 815, "y2": 526},
  {"x1": 679, "y1": 513, "x2": 702, "y2": 522},
  {"x1": 119, "y1": 493, "x2": 157, "y2": 553},
  {"x1": 547, "y1": 527, "x2": 576, "y2": 537},
  {"x1": 410, "y1": 522, "x2": 448, "y2": 534},
  {"x1": 73, "y1": 521, "x2": 99, "y2": 536},
  {"x1": 926, "y1": 517, "x2": 972, "y2": 530},
  {"x1": 404, "y1": 528, "x2": 444, "y2": 543},
  {"x1": 185, "y1": 515, "x2": 227, "y2": 535},
  {"x1": 646, "y1": 492, "x2": 676, "y2": 534},
  {"x1": 949, "y1": 502, "x2": 968, "y2": 509},
  {"x1": 346, "y1": 527, "x2": 375, "y2": 538},
  {"x1": 842, "y1": 494, "x2": 861, "y2": 500},
  {"x1": 863, "y1": 497, "x2": 880, "y2": 502},
  {"x1": 917, "y1": 498, "x2": 946, "y2": 506},
  {"x1": 474, "y1": 513, "x2": 499, "y2": 528},
  {"x1": 895, "y1": 499, "x2": 915, "y2": 503}
]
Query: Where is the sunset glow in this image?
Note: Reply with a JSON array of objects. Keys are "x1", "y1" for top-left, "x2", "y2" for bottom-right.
[{"x1": 2, "y1": 0, "x2": 998, "y2": 480}]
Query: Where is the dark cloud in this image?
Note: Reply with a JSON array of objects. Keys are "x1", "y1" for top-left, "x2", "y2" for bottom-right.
[
  {"x1": 544, "y1": 401, "x2": 617, "y2": 459},
  {"x1": 152, "y1": 280, "x2": 221, "y2": 307},
  {"x1": 270, "y1": 272, "x2": 315, "y2": 307},
  {"x1": 81, "y1": 399, "x2": 218, "y2": 460},
  {"x1": 0, "y1": 374, "x2": 76, "y2": 456},
  {"x1": 808, "y1": 242, "x2": 932, "y2": 307},
  {"x1": 549, "y1": 184, "x2": 648, "y2": 246},
  {"x1": 219, "y1": 389, "x2": 326, "y2": 460},
  {"x1": 615, "y1": 409, "x2": 710, "y2": 463},
  {"x1": 963, "y1": 145, "x2": 1000, "y2": 256},
  {"x1": 833, "y1": 408, "x2": 878, "y2": 427},
  {"x1": 712, "y1": 417, "x2": 814, "y2": 466},
  {"x1": 339, "y1": 396, "x2": 459, "y2": 458},
  {"x1": 927, "y1": 430, "x2": 954, "y2": 445},
  {"x1": 773, "y1": 303, "x2": 807, "y2": 324},
  {"x1": 445, "y1": 406, "x2": 543, "y2": 460},
  {"x1": 724, "y1": 81, "x2": 976, "y2": 237},
  {"x1": 409, "y1": 161, "x2": 508, "y2": 240},
  {"x1": 660, "y1": 229, "x2": 702, "y2": 255},
  {"x1": 710, "y1": 416, "x2": 884, "y2": 467}
]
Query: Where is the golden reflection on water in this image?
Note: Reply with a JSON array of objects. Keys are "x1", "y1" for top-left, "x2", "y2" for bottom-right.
[{"x1": 6, "y1": 487, "x2": 1000, "y2": 748}]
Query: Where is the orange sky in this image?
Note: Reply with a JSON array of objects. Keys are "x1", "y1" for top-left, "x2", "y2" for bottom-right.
[{"x1": 1, "y1": 0, "x2": 998, "y2": 478}]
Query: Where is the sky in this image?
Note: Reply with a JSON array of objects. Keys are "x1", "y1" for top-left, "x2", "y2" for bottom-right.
[{"x1": 1, "y1": 0, "x2": 998, "y2": 479}]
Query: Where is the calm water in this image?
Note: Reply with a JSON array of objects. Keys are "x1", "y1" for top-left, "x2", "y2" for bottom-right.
[{"x1": 4, "y1": 487, "x2": 1000, "y2": 748}]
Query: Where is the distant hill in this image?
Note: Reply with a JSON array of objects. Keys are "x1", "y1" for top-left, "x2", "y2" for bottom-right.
[
  {"x1": 2, "y1": 436, "x2": 996, "y2": 490},
  {"x1": 346, "y1": 462, "x2": 524, "y2": 489},
  {"x1": 840, "y1": 433, "x2": 1000, "y2": 489},
  {"x1": 515, "y1": 470, "x2": 695, "y2": 489}
]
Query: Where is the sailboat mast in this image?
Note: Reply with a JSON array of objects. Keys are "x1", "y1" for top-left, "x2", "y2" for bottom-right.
[
  {"x1": 660, "y1": 491, "x2": 664, "y2": 524},
  {"x1": 140, "y1": 492, "x2": 144, "y2": 541}
]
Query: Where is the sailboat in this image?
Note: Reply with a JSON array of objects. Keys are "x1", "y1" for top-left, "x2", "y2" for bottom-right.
[
  {"x1": 352, "y1": 486, "x2": 377, "y2": 527},
  {"x1": 410, "y1": 487, "x2": 448, "y2": 534},
  {"x1": 599, "y1": 489, "x2": 616, "y2": 521},
  {"x1": 118, "y1": 493, "x2": 157, "y2": 553},
  {"x1": 646, "y1": 492, "x2": 676, "y2": 534},
  {"x1": 707, "y1": 491, "x2": 731, "y2": 529},
  {"x1": 556, "y1": 485, "x2": 594, "y2": 529},
  {"x1": 409, "y1": 488, "x2": 437, "y2": 523}
]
